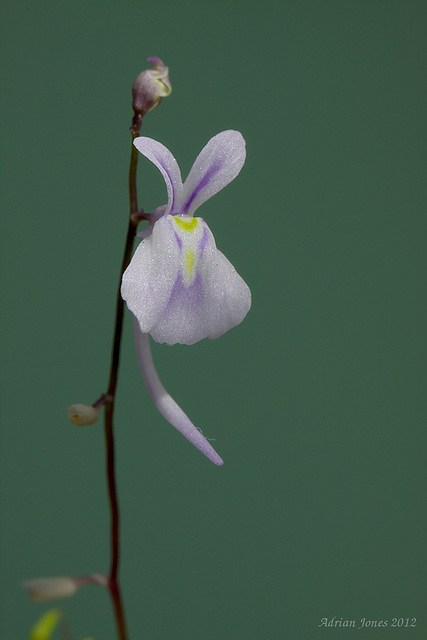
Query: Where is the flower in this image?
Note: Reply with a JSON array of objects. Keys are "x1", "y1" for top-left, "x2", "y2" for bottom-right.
[
  {"x1": 121, "y1": 131, "x2": 251, "y2": 465},
  {"x1": 132, "y1": 57, "x2": 171, "y2": 116},
  {"x1": 122, "y1": 130, "x2": 251, "y2": 345}
]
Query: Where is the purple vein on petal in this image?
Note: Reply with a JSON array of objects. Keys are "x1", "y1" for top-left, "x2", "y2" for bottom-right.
[
  {"x1": 181, "y1": 158, "x2": 224, "y2": 214},
  {"x1": 167, "y1": 272, "x2": 204, "y2": 308},
  {"x1": 155, "y1": 154, "x2": 176, "y2": 212},
  {"x1": 173, "y1": 229, "x2": 182, "y2": 249},
  {"x1": 199, "y1": 223, "x2": 210, "y2": 256}
]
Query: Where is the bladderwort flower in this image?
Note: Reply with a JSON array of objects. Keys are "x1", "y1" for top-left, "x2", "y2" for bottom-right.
[{"x1": 121, "y1": 130, "x2": 251, "y2": 466}]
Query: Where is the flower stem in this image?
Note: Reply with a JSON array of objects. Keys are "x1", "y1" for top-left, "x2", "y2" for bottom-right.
[{"x1": 103, "y1": 112, "x2": 143, "y2": 640}]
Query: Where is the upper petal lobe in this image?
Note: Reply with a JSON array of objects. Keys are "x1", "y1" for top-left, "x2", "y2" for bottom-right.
[
  {"x1": 133, "y1": 137, "x2": 183, "y2": 215},
  {"x1": 177, "y1": 130, "x2": 246, "y2": 216}
]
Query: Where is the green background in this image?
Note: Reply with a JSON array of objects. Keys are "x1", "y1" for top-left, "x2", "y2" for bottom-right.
[{"x1": 1, "y1": 1, "x2": 426, "y2": 638}]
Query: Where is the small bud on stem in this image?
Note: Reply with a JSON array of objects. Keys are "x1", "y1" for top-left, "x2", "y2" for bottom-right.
[
  {"x1": 67, "y1": 404, "x2": 98, "y2": 426},
  {"x1": 23, "y1": 573, "x2": 108, "y2": 605},
  {"x1": 23, "y1": 577, "x2": 79, "y2": 602},
  {"x1": 132, "y1": 57, "x2": 171, "y2": 117}
]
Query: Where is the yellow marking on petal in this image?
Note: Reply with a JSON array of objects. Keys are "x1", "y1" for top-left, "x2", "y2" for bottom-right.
[
  {"x1": 29, "y1": 609, "x2": 62, "y2": 640},
  {"x1": 185, "y1": 248, "x2": 194, "y2": 275},
  {"x1": 174, "y1": 217, "x2": 198, "y2": 232}
]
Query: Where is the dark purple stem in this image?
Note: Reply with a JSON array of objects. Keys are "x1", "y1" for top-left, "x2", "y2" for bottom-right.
[{"x1": 103, "y1": 112, "x2": 143, "y2": 640}]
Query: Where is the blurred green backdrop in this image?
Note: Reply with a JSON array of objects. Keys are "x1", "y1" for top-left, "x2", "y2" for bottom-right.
[{"x1": 1, "y1": 1, "x2": 426, "y2": 639}]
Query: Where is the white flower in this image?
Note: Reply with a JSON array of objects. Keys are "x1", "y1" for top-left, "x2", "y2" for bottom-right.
[
  {"x1": 121, "y1": 131, "x2": 251, "y2": 465},
  {"x1": 121, "y1": 130, "x2": 251, "y2": 346}
]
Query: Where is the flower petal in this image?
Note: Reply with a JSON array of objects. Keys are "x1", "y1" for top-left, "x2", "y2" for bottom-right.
[
  {"x1": 121, "y1": 216, "x2": 181, "y2": 334},
  {"x1": 177, "y1": 130, "x2": 246, "y2": 216},
  {"x1": 128, "y1": 215, "x2": 250, "y2": 345},
  {"x1": 123, "y1": 214, "x2": 251, "y2": 345},
  {"x1": 200, "y1": 247, "x2": 252, "y2": 340},
  {"x1": 133, "y1": 137, "x2": 183, "y2": 215},
  {"x1": 134, "y1": 320, "x2": 224, "y2": 466}
]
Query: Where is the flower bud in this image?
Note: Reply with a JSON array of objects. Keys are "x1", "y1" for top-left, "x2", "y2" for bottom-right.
[
  {"x1": 132, "y1": 56, "x2": 171, "y2": 116},
  {"x1": 67, "y1": 404, "x2": 98, "y2": 426},
  {"x1": 23, "y1": 577, "x2": 79, "y2": 602}
]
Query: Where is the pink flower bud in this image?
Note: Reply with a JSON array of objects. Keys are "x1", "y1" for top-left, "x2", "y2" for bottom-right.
[{"x1": 132, "y1": 57, "x2": 171, "y2": 116}]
